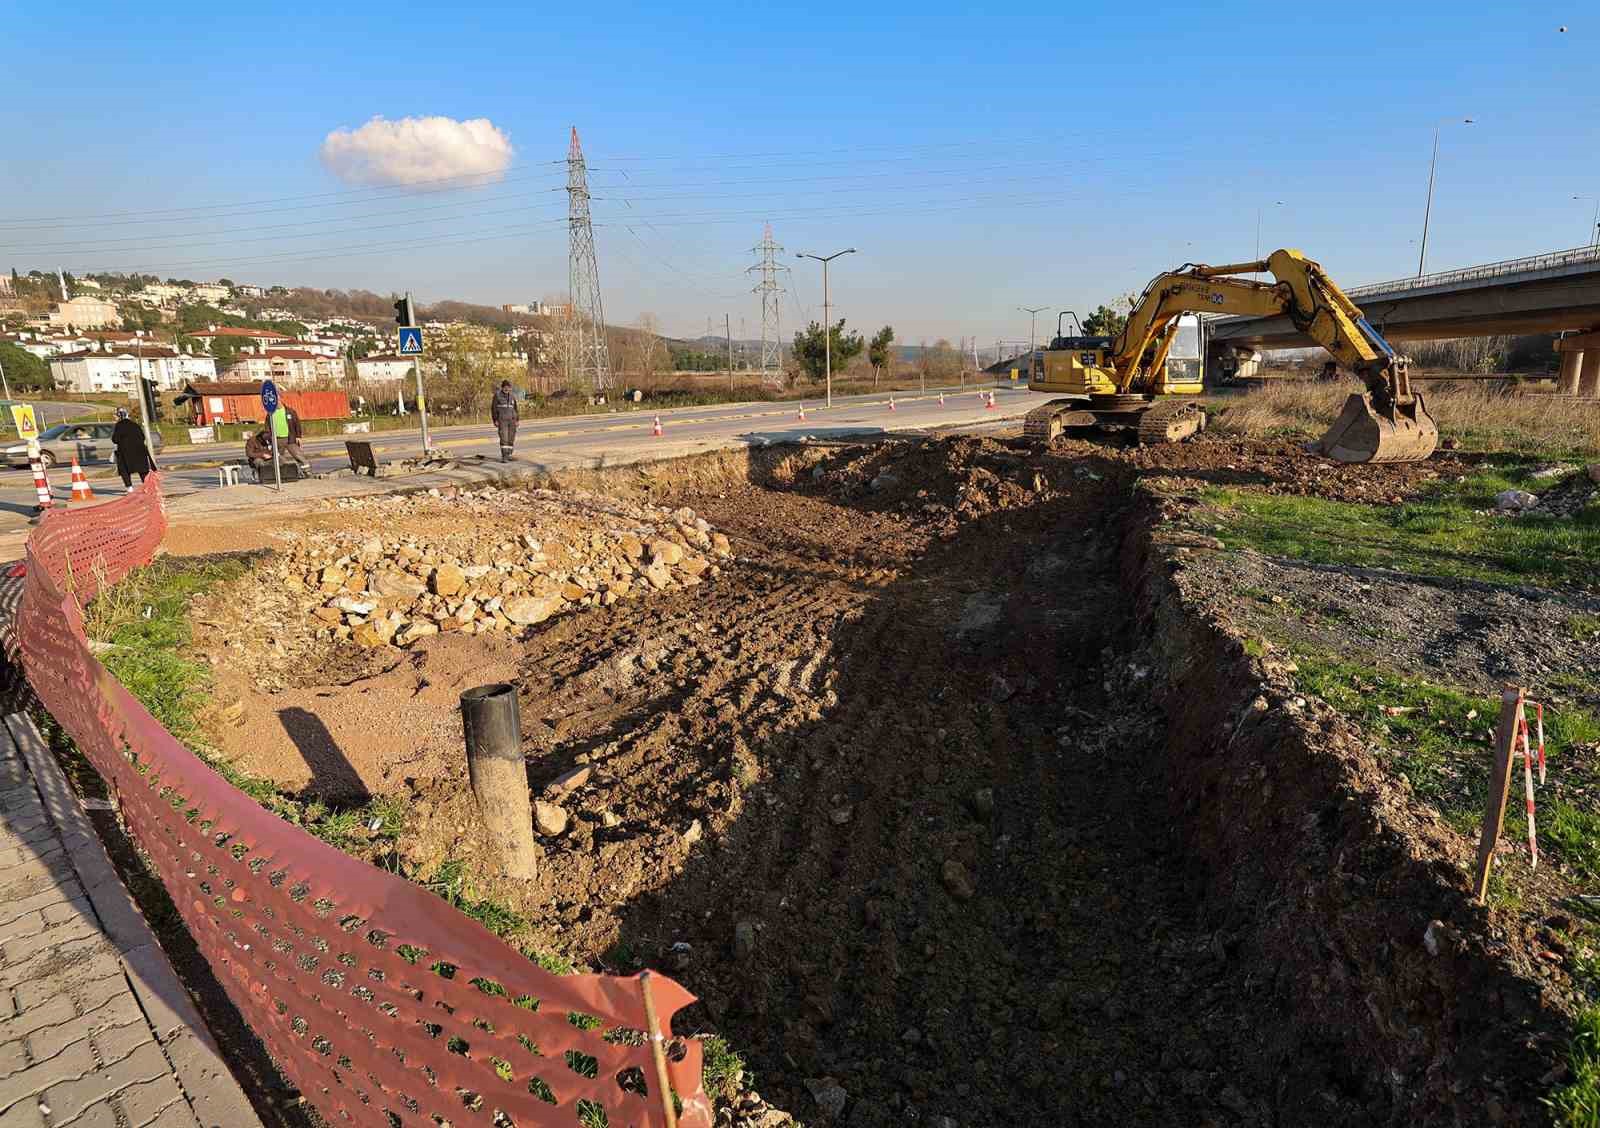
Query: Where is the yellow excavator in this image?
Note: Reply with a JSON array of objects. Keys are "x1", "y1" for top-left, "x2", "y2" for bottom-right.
[{"x1": 1023, "y1": 248, "x2": 1439, "y2": 463}]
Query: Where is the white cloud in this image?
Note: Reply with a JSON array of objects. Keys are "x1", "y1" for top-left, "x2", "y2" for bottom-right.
[{"x1": 318, "y1": 115, "x2": 515, "y2": 190}]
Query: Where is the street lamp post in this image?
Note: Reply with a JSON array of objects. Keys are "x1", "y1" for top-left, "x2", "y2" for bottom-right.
[
  {"x1": 796, "y1": 248, "x2": 857, "y2": 408},
  {"x1": 1019, "y1": 306, "x2": 1046, "y2": 384},
  {"x1": 1574, "y1": 196, "x2": 1600, "y2": 247},
  {"x1": 1254, "y1": 201, "x2": 1283, "y2": 268},
  {"x1": 1418, "y1": 117, "x2": 1474, "y2": 276}
]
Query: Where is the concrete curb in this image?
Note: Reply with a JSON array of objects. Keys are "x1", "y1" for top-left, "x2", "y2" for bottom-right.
[{"x1": 3, "y1": 714, "x2": 265, "y2": 1128}]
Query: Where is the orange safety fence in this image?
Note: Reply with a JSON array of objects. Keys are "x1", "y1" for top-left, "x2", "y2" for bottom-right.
[{"x1": 15, "y1": 474, "x2": 710, "y2": 1128}]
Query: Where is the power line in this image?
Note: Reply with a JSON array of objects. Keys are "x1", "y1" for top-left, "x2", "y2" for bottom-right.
[{"x1": 0, "y1": 165, "x2": 567, "y2": 229}]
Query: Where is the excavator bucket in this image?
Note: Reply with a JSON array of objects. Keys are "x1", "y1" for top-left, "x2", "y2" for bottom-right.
[{"x1": 1311, "y1": 392, "x2": 1439, "y2": 463}]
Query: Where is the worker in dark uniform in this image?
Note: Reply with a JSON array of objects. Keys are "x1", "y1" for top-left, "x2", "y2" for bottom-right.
[
  {"x1": 111, "y1": 407, "x2": 156, "y2": 492},
  {"x1": 490, "y1": 381, "x2": 518, "y2": 462}
]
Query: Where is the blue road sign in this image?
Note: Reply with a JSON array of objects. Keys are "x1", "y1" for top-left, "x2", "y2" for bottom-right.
[
  {"x1": 398, "y1": 327, "x2": 424, "y2": 355},
  {"x1": 260, "y1": 379, "x2": 280, "y2": 413}
]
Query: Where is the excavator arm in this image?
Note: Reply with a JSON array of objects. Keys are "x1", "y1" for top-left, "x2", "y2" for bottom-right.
[{"x1": 1105, "y1": 249, "x2": 1436, "y2": 462}]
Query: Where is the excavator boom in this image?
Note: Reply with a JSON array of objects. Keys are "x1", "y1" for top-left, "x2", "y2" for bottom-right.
[{"x1": 1026, "y1": 248, "x2": 1437, "y2": 463}]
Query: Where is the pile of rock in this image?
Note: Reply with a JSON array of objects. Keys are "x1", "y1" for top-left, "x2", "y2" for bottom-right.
[{"x1": 279, "y1": 491, "x2": 731, "y2": 648}]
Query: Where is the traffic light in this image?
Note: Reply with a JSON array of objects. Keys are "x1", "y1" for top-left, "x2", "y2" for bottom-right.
[{"x1": 394, "y1": 295, "x2": 416, "y2": 327}]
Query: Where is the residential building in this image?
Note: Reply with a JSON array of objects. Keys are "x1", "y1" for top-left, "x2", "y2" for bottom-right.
[
  {"x1": 354, "y1": 355, "x2": 417, "y2": 383},
  {"x1": 503, "y1": 300, "x2": 558, "y2": 316},
  {"x1": 47, "y1": 294, "x2": 120, "y2": 330},
  {"x1": 74, "y1": 278, "x2": 102, "y2": 290},
  {"x1": 0, "y1": 275, "x2": 12, "y2": 297},
  {"x1": 187, "y1": 325, "x2": 292, "y2": 350},
  {"x1": 49, "y1": 348, "x2": 216, "y2": 395},
  {"x1": 275, "y1": 338, "x2": 342, "y2": 359},
  {"x1": 234, "y1": 284, "x2": 264, "y2": 298},
  {"x1": 190, "y1": 282, "x2": 230, "y2": 303},
  {"x1": 222, "y1": 349, "x2": 338, "y2": 387},
  {"x1": 133, "y1": 283, "x2": 187, "y2": 306}
]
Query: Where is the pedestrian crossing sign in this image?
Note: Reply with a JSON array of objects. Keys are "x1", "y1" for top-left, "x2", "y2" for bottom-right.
[{"x1": 398, "y1": 327, "x2": 423, "y2": 355}]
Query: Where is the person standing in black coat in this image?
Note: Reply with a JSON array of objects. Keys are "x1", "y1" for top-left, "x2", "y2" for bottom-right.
[{"x1": 111, "y1": 407, "x2": 156, "y2": 491}]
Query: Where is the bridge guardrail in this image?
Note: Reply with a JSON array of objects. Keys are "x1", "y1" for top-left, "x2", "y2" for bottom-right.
[
  {"x1": 1345, "y1": 243, "x2": 1600, "y2": 300},
  {"x1": 16, "y1": 472, "x2": 710, "y2": 1128}
]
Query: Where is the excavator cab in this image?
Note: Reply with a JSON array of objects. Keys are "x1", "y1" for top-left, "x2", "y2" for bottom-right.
[{"x1": 1034, "y1": 335, "x2": 1118, "y2": 396}]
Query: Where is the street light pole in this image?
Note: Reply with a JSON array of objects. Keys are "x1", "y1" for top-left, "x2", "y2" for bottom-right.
[
  {"x1": 797, "y1": 248, "x2": 857, "y2": 408},
  {"x1": 1019, "y1": 306, "x2": 1046, "y2": 384},
  {"x1": 1254, "y1": 201, "x2": 1283, "y2": 271},
  {"x1": 1418, "y1": 117, "x2": 1474, "y2": 276},
  {"x1": 1574, "y1": 196, "x2": 1600, "y2": 248}
]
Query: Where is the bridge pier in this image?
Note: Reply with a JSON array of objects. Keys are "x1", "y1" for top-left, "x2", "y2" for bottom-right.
[
  {"x1": 1557, "y1": 342, "x2": 1584, "y2": 394},
  {"x1": 1555, "y1": 331, "x2": 1600, "y2": 396},
  {"x1": 1582, "y1": 350, "x2": 1600, "y2": 398}
]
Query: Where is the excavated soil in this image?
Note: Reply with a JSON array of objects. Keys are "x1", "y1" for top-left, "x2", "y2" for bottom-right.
[{"x1": 192, "y1": 432, "x2": 1580, "y2": 1126}]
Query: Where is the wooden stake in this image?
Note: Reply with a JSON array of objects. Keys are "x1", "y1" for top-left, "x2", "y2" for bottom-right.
[
  {"x1": 637, "y1": 971, "x2": 679, "y2": 1128},
  {"x1": 1473, "y1": 687, "x2": 1523, "y2": 903}
]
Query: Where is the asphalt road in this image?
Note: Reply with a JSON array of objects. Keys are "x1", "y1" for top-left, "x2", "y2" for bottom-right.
[{"x1": 0, "y1": 382, "x2": 1035, "y2": 528}]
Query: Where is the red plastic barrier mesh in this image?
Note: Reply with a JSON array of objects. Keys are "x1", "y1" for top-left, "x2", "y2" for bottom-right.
[{"x1": 17, "y1": 476, "x2": 711, "y2": 1128}]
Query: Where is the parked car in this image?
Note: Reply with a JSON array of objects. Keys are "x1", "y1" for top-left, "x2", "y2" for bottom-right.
[{"x1": 3, "y1": 422, "x2": 165, "y2": 469}]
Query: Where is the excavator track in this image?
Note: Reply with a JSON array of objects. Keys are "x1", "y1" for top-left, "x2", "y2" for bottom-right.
[
  {"x1": 1023, "y1": 399, "x2": 1072, "y2": 444},
  {"x1": 1136, "y1": 400, "x2": 1205, "y2": 445}
]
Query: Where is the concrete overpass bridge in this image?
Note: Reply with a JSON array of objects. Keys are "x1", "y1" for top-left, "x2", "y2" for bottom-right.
[{"x1": 1208, "y1": 244, "x2": 1600, "y2": 393}]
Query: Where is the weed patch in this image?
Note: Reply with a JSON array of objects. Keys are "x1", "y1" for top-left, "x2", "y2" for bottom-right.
[
  {"x1": 1207, "y1": 467, "x2": 1600, "y2": 590},
  {"x1": 1549, "y1": 1006, "x2": 1600, "y2": 1126},
  {"x1": 1293, "y1": 655, "x2": 1600, "y2": 878}
]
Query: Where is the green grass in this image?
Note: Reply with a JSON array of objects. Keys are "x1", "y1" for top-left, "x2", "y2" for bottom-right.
[
  {"x1": 87, "y1": 554, "x2": 748, "y2": 1112},
  {"x1": 698, "y1": 1034, "x2": 747, "y2": 1104},
  {"x1": 1571, "y1": 614, "x2": 1600, "y2": 643},
  {"x1": 1292, "y1": 654, "x2": 1600, "y2": 878},
  {"x1": 1205, "y1": 465, "x2": 1600, "y2": 590},
  {"x1": 1549, "y1": 1007, "x2": 1600, "y2": 1126}
]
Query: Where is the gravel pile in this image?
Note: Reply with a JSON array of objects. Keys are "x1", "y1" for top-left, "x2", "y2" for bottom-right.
[{"x1": 275, "y1": 485, "x2": 732, "y2": 648}]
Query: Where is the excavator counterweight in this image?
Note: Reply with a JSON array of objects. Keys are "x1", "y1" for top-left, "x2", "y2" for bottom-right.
[{"x1": 1028, "y1": 249, "x2": 1439, "y2": 463}]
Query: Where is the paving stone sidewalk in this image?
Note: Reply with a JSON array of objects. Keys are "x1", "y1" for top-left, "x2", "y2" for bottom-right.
[{"x1": 0, "y1": 714, "x2": 263, "y2": 1128}]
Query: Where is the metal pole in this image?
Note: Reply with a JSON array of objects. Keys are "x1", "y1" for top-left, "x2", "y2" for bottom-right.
[
  {"x1": 823, "y1": 259, "x2": 831, "y2": 408},
  {"x1": 407, "y1": 293, "x2": 432, "y2": 455},
  {"x1": 1418, "y1": 125, "x2": 1440, "y2": 277},
  {"x1": 798, "y1": 249, "x2": 856, "y2": 410},
  {"x1": 134, "y1": 335, "x2": 155, "y2": 454},
  {"x1": 1592, "y1": 198, "x2": 1599, "y2": 247},
  {"x1": 726, "y1": 313, "x2": 733, "y2": 391},
  {"x1": 269, "y1": 424, "x2": 282, "y2": 492},
  {"x1": 1019, "y1": 306, "x2": 1046, "y2": 387},
  {"x1": 461, "y1": 683, "x2": 537, "y2": 880}
]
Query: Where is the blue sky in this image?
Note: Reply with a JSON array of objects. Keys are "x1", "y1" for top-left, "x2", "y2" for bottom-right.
[{"x1": 2, "y1": 0, "x2": 1595, "y2": 344}]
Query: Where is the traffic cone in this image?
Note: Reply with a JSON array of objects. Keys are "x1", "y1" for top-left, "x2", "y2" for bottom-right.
[
  {"x1": 797, "y1": 402, "x2": 806, "y2": 422},
  {"x1": 888, "y1": 395, "x2": 896, "y2": 412},
  {"x1": 939, "y1": 393, "x2": 945, "y2": 407},
  {"x1": 29, "y1": 457, "x2": 52, "y2": 512},
  {"x1": 985, "y1": 391, "x2": 996, "y2": 410},
  {"x1": 69, "y1": 456, "x2": 95, "y2": 503},
  {"x1": 651, "y1": 415, "x2": 663, "y2": 437}
]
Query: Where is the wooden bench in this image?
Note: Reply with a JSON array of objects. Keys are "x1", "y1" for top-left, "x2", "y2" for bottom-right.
[{"x1": 345, "y1": 439, "x2": 383, "y2": 477}]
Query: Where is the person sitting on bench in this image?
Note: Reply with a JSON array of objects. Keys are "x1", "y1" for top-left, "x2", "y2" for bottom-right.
[{"x1": 245, "y1": 429, "x2": 274, "y2": 480}]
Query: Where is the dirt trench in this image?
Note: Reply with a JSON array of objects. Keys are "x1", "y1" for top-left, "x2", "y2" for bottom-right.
[
  {"x1": 207, "y1": 434, "x2": 1566, "y2": 1125},
  {"x1": 420, "y1": 442, "x2": 1309, "y2": 1127}
]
